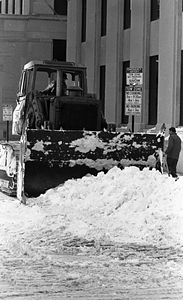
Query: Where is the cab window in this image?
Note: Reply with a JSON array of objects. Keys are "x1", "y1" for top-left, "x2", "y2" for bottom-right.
[{"x1": 17, "y1": 70, "x2": 33, "y2": 96}]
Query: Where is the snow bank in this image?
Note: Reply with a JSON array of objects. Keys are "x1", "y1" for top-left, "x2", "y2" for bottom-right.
[{"x1": 30, "y1": 166, "x2": 183, "y2": 248}]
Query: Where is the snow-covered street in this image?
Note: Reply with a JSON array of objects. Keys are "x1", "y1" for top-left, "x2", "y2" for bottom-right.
[{"x1": 0, "y1": 166, "x2": 183, "y2": 299}]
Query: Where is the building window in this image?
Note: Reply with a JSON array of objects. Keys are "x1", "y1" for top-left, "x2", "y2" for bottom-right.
[
  {"x1": 53, "y1": 40, "x2": 66, "y2": 61},
  {"x1": 81, "y1": 0, "x2": 87, "y2": 43},
  {"x1": 101, "y1": 0, "x2": 107, "y2": 37},
  {"x1": 5, "y1": 0, "x2": 8, "y2": 13},
  {"x1": 151, "y1": 0, "x2": 160, "y2": 21},
  {"x1": 121, "y1": 61, "x2": 130, "y2": 124},
  {"x1": 149, "y1": 55, "x2": 158, "y2": 125},
  {"x1": 100, "y1": 65, "x2": 106, "y2": 114},
  {"x1": 124, "y1": 0, "x2": 131, "y2": 29},
  {"x1": 12, "y1": 0, "x2": 15, "y2": 14},
  {"x1": 54, "y1": 0, "x2": 67, "y2": 15},
  {"x1": 20, "y1": 0, "x2": 23, "y2": 14}
]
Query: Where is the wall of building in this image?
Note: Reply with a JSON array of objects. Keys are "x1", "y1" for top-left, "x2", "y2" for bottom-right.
[
  {"x1": 1, "y1": 0, "x2": 182, "y2": 140},
  {"x1": 0, "y1": 0, "x2": 67, "y2": 140},
  {"x1": 67, "y1": 0, "x2": 183, "y2": 133},
  {"x1": 0, "y1": 0, "x2": 55, "y2": 15}
]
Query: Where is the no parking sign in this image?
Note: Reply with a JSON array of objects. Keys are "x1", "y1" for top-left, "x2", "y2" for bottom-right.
[
  {"x1": 2, "y1": 104, "x2": 13, "y2": 142},
  {"x1": 3, "y1": 104, "x2": 13, "y2": 121}
]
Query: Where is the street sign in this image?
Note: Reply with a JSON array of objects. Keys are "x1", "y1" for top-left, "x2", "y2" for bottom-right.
[
  {"x1": 125, "y1": 86, "x2": 142, "y2": 115},
  {"x1": 126, "y1": 67, "x2": 143, "y2": 86},
  {"x1": 3, "y1": 104, "x2": 13, "y2": 121}
]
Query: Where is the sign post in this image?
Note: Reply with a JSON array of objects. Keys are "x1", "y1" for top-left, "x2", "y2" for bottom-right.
[
  {"x1": 126, "y1": 68, "x2": 143, "y2": 132},
  {"x1": 132, "y1": 115, "x2": 135, "y2": 133},
  {"x1": 3, "y1": 104, "x2": 13, "y2": 142}
]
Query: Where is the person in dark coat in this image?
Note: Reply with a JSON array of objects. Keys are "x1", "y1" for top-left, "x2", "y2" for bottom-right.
[{"x1": 165, "y1": 127, "x2": 181, "y2": 178}]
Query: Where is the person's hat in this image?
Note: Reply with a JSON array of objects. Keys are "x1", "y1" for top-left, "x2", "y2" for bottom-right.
[{"x1": 169, "y1": 127, "x2": 176, "y2": 133}]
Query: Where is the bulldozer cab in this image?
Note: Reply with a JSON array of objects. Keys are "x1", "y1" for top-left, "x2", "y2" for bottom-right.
[
  {"x1": 12, "y1": 60, "x2": 103, "y2": 134},
  {"x1": 16, "y1": 61, "x2": 85, "y2": 99}
]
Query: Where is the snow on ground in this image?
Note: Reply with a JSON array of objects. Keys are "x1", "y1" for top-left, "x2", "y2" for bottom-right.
[
  {"x1": 1, "y1": 166, "x2": 183, "y2": 250},
  {"x1": 1, "y1": 167, "x2": 183, "y2": 299}
]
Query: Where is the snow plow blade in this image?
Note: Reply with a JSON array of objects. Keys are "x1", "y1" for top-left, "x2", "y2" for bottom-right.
[
  {"x1": 0, "y1": 130, "x2": 164, "y2": 200},
  {"x1": 18, "y1": 129, "x2": 164, "y2": 198}
]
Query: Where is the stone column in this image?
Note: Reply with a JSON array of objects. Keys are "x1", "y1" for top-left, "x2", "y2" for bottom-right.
[
  {"x1": 105, "y1": 0, "x2": 119, "y2": 123},
  {"x1": 23, "y1": 0, "x2": 30, "y2": 15},
  {"x1": 8, "y1": 0, "x2": 13, "y2": 14},
  {"x1": 15, "y1": 0, "x2": 21, "y2": 14},
  {"x1": 2, "y1": 0, "x2": 6, "y2": 14},
  {"x1": 67, "y1": 0, "x2": 81, "y2": 64},
  {"x1": 83, "y1": 0, "x2": 98, "y2": 93},
  {"x1": 157, "y1": 0, "x2": 182, "y2": 129},
  {"x1": 129, "y1": 0, "x2": 146, "y2": 131}
]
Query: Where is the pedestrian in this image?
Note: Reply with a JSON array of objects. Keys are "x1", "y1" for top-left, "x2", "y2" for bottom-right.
[{"x1": 165, "y1": 127, "x2": 181, "y2": 178}]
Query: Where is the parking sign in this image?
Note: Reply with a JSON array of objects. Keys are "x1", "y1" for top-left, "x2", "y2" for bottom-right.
[{"x1": 3, "y1": 104, "x2": 13, "y2": 121}]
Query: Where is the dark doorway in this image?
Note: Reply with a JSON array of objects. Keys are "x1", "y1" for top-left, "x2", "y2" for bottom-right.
[
  {"x1": 53, "y1": 40, "x2": 66, "y2": 61},
  {"x1": 149, "y1": 55, "x2": 158, "y2": 125},
  {"x1": 101, "y1": 0, "x2": 107, "y2": 36},
  {"x1": 20, "y1": 0, "x2": 23, "y2": 14},
  {"x1": 54, "y1": 0, "x2": 67, "y2": 15},
  {"x1": 121, "y1": 61, "x2": 130, "y2": 124},
  {"x1": 81, "y1": 0, "x2": 87, "y2": 42},
  {"x1": 12, "y1": 0, "x2": 15, "y2": 13},
  {"x1": 151, "y1": 0, "x2": 160, "y2": 21},
  {"x1": 124, "y1": 0, "x2": 131, "y2": 29},
  {"x1": 180, "y1": 51, "x2": 183, "y2": 125},
  {"x1": 100, "y1": 65, "x2": 106, "y2": 114},
  {"x1": 5, "y1": 0, "x2": 8, "y2": 13}
]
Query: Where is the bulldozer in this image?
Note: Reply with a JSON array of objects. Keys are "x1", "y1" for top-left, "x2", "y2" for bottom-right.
[{"x1": 0, "y1": 60, "x2": 164, "y2": 202}]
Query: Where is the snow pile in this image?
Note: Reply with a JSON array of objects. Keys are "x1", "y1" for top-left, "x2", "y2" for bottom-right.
[
  {"x1": 29, "y1": 166, "x2": 183, "y2": 248},
  {"x1": 70, "y1": 133, "x2": 105, "y2": 153}
]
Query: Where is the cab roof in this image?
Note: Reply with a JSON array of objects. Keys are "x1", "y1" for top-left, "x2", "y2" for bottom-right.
[{"x1": 24, "y1": 60, "x2": 86, "y2": 70}]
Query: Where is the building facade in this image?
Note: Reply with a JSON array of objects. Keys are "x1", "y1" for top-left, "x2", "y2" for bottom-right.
[
  {"x1": 1, "y1": 0, "x2": 183, "y2": 139},
  {"x1": 0, "y1": 0, "x2": 67, "y2": 139},
  {"x1": 67, "y1": 0, "x2": 183, "y2": 132}
]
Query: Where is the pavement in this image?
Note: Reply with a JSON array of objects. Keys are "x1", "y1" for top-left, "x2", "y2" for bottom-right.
[{"x1": 0, "y1": 222, "x2": 183, "y2": 299}]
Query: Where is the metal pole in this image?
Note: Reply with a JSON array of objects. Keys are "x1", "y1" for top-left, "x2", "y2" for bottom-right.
[
  {"x1": 7, "y1": 121, "x2": 9, "y2": 142},
  {"x1": 132, "y1": 115, "x2": 134, "y2": 132}
]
